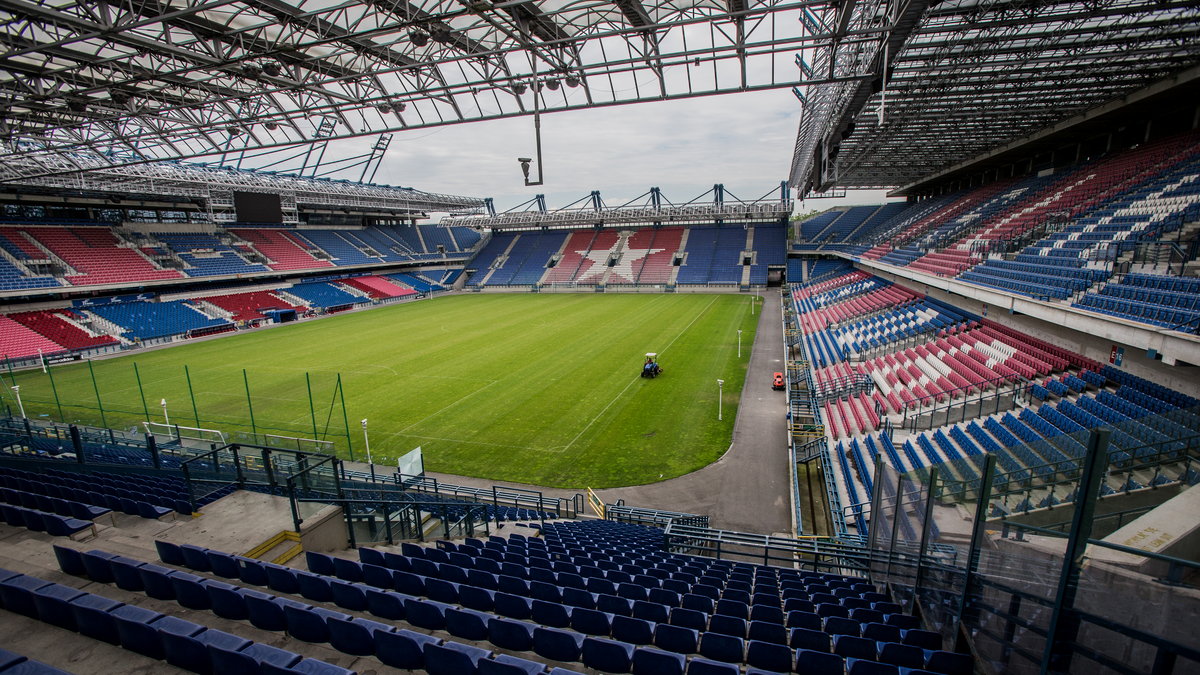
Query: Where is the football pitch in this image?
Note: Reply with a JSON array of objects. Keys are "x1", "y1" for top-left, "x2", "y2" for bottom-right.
[{"x1": 4, "y1": 293, "x2": 759, "y2": 488}]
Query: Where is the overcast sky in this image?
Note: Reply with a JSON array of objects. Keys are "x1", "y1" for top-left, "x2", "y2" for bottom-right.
[{"x1": 367, "y1": 89, "x2": 894, "y2": 217}]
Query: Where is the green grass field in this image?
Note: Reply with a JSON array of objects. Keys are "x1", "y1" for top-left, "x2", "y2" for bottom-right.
[{"x1": 4, "y1": 293, "x2": 758, "y2": 488}]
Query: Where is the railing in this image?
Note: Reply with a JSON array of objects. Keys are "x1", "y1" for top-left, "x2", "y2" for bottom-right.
[
  {"x1": 662, "y1": 522, "x2": 865, "y2": 575},
  {"x1": 605, "y1": 502, "x2": 708, "y2": 529},
  {"x1": 900, "y1": 374, "x2": 1031, "y2": 433},
  {"x1": 393, "y1": 472, "x2": 571, "y2": 520}
]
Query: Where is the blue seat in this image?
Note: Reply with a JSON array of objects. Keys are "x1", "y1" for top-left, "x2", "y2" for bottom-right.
[
  {"x1": 790, "y1": 627, "x2": 831, "y2": 652},
  {"x1": 708, "y1": 613, "x2": 747, "y2": 639},
  {"x1": 669, "y1": 607, "x2": 708, "y2": 631},
  {"x1": 0, "y1": 649, "x2": 24, "y2": 670},
  {"x1": 835, "y1": 635, "x2": 878, "y2": 660},
  {"x1": 239, "y1": 558, "x2": 269, "y2": 586},
  {"x1": 322, "y1": 579, "x2": 364, "y2": 611},
  {"x1": 879, "y1": 642, "x2": 925, "y2": 669},
  {"x1": 825, "y1": 616, "x2": 862, "y2": 637},
  {"x1": 495, "y1": 592, "x2": 533, "y2": 620},
  {"x1": 376, "y1": 628, "x2": 441, "y2": 670},
  {"x1": 686, "y1": 656, "x2": 740, "y2": 674},
  {"x1": 286, "y1": 605, "x2": 349, "y2": 643},
  {"x1": 297, "y1": 572, "x2": 333, "y2": 603},
  {"x1": 206, "y1": 551, "x2": 242, "y2": 579},
  {"x1": 479, "y1": 653, "x2": 547, "y2": 675},
  {"x1": 80, "y1": 550, "x2": 118, "y2": 584},
  {"x1": 180, "y1": 544, "x2": 211, "y2": 571},
  {"x1": 903, "y1": 629, "x2": 942, "y2": 650},
  {"x1": 488, "y1": 617, "x2": 536, "y2": 651},
  {"x1": 446, "y1": 607, "x2": 492, "y2": 641},
  {"x1": 162, "y1": 621, "x2": 252, "y2": 675},
  {"x1": 747, "y1": 639, "x2": 794, "y2": 672},
  {"x1": 405, "y1": 597, "x2": 451, "y2": 630},
  {"x1": 111, "y1": 604, "x2": 167, "y2": 658},
  {"x1": 364, "y1": 587, "x2": 406, "y2": 619},
  {"x1": 426, "y1": 577, "x2": 460, "y2": 604},
  {"x1": 328, "y1": 616, "x2": 393, "y2": 656},
  {"x1": 0, "y1": 574, "x2": 52, "y2": 617},
  {"x1": 885, "y1": 614, "x2": 920, "y2": 630},
  {"x1": 748, "y1": 620, "x2": 788, "y2": 645},
  {"x1": 562, "y1": 587, "x2": 596, "y2": 610},
  {"x1": 70, "y1": 593, "x2": 124, "y2": 644},
  {"x1": 632, "y1": 600, "x2": 669, "y2": 624},
  {"x1": 863, "y1": 623, "x2": 902, "y2": 643},
  {"x1": 170, "y1": 571, "x2": 212, "y2": 610},
  {"x1": 612, "y1": 615, "x2": 655, "y2": 645},
  {"x1": 265, "y1": 565, "x2": 300, "y2": 594},
  {"x1": 681, "y1": 594, "x2": 715, "y2": 614},
  {"x1": 698, "y1": 631, "x2": 744, "y2": 663},
  {"x1": 137, "y1": 501, "x2": 173, "y2": 520},
  {"x1": 583, "y1": 636, "x2": 635, "y2": 672},
  {"x1": 632, "y1": 646, "x2": 686, "y2": 675},
  {"x1": 531, "y1": 580, "x2": 563, "y2": 603},
  {"x1": 362, "y1": 564, "x2": 394, "y2": 590},
  {"x1": 534, "y1": 626, "x2": 585, "y2": 662},
  {"x1": 31, "y1": 583, "x2": 86, "y2": 630},
  {"x1": 332, "y1": 557, "x2": 364, "y2": 583},
  {"x1": 206, "y1": 581, "x2": 249, "y2": 621},
  {"x1": 138, "y1": 563, "x2": 176, "y2": 600},
  {"x1": 246, "y1": 593, "x2": 303, "y2": 632},
  {"x1": 926, "y1": 650, "x2": 974, "y2": 675},
  {"x1": 571, "y1": 607, "x2": 613, "y2": 636},
  {"x1": 424, "y1": 641, "x2": 493, "y2": 675},
  {"x1": 262, "y1": 656, "x2": 357, "y2": 674},
  {"x1": 847, "y1": 658, "x2": 899, "y2": 675},
  {"x1": 109, "y1": 557, "x2": 146, "y2": 592},
  {"x1": 305, "y1": 551, "x2": 337, "y2": 576},
  {"x1": 393, "y1": 570, "x2": 426, "y2": 596},
  {"x1": 531, "y1": 599, "x2": 573, "y2": 628},
  {"x1": 52, "y1": 545, "x2": 87, "y2": 577},
  {"x1": 796, "y1": 649, "x2": 845, "y2": 675},
  {"x1": 461, "y1": 585, "x2": 497, "y2": 612},
  {"x1": 654, "y1": 623, "x2": 699, "y2": 654},
  {"x1": 210, "y1": 642, "x2": 302, "y2": 673}
]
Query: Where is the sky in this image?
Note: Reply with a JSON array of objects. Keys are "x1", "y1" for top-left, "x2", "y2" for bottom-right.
[{"x1": 367, "y1": 88, "x2": 895, "y2": 217}]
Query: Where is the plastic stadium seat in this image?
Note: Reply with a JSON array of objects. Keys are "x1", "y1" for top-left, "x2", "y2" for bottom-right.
[
  {"x1": 180, "y1": 544, "x2": 212, "y2": 572},
  {"x1": 108, "y1": 558, "x2": 146, "y2": 592},
  {"x1": 612, "y1": 614, "x2": 655, "y2": 645},
  {"x1": 926, "y1": 650, "x2": 974, "y2": 675},
  {"x1": 154, "y1": 540, "x2": 186, "y2": 566},
  {"x1": 266, "y1": 565, "x2": 301, "y2": 594},
  {"x1": 835, "y1": 635, "x2": 878, "y2": 660},
  {"x1": 425, "y1": 641, "x2": 493, "y2": 675},
  {"x1": 31, "y1": 583, "x2": 86, "y2": 630},
  {"x1": 239, "y1": 558, "x2": 269, "y2": 587},
  {"x1": 488, "y1": 617, "x2": 536, "y2": 652},
  {"x1": 305, "y1": 551, "x2": 337, "y2": 576},
  {"x1": 534, "y1": 626, "x2": 585, "y2": 662},
  {"x1": 698, "y1": 631, "x2": 744, "y2": 663},
  {"x1": 825, "y1": 616, "x2": 862, "y2": 637},
  {"x1": 170, "y1": 571, "x2": 212, "y2": 610},
  {"x1": 531, "y1": 599, "x2": 573, "y2": 629},
  {"x1": 362, "y1": 564, "x2": 394, "y2": 590},
  {"x1": 632, "y1": 600, "x2": 670, "y2": 624},
  {"x1": 245, "y1": 593, "x2": 300, "y2": 632},
  {"x1": 262, "y1": 656, "x2": 356, "y2": 674},
  {"x1": 70, "y1": 593, "x2": 124, "y2": 644},
  {"x1": 708, "y1": 613, "x2": 747, "y2": 639},
  {"x1": 879, "y1": 642, "x2": 926, "y2": 669},
  {"x1": 447, "y1": 607, "x2": 492, "y2": 641},
  {"x1": 597, "y1": 594, "x2": 633, "y2": 616},
  {"x1": 52, "y1": 546, "x2": 87, "y2": 577},
  {"x1": 863, "y1": 623, "x2": 902, "y2": 643},
  {"x1": 681, "y1": 594, "x2": 715, "y2": 614},
  {"x1": 885, "y1": 614, "x2": 920, "y2": 629},
  {"x1": 364, "y1": 588, "x2": 405, "y2": 619},
  {"x1": 332, "y1": 557, "x2": 364, "y2": 583},
  {"x1": 329, "y1": 616, "x2": 394, "y2": 656},
  {"x1": 631, "y1": 646, "x2": 686, "y2": 675},
  {"x1": 479, "y1": 653, "x2": 547, "y2": 675},
  {"x1": 686, "y1": 656, "x2": 740, "y2": 674},
  {"x1": 284, "y1": 604, "x2": 344, "y2": 643},
  {"x1": 748, "y1": 620, "x2": 788, "y2": 645},
  {"x1": 207, "y1": 582, "x2": 249, "y2": 621},
  {"x1": 80, "y1": 550, "x2": 118, "y2": 584},
  {"x1": 582, "y1": 636, "x2": 635, "y2": 673},
  {"x1": 425, "y1": 577, "x2": 461, "y2": 604},
  {"x1": 0, "y1": 575, "x2": 53, "y2": 617},
  {"x1": 111, "y1": 604, "x2": 167, "y2": 658},
  {"x1": 210, "y1": 642, "x2": 302, "y2": 673},
  {"x1": 329, "y1": 579, "x2": 367, "y2": 611},
  {"x1": 0, "y1": 649, "x2": 24, "y2": 670},
  {"x1": 669, "y1": 607, "x2": 708, "y2": 631},
  {"x1": 205, "y1": 551, "x2": 241, "y2": 579},
  {"x1": 461, "y1": 585, "x2": 497, "y2": 612},
  {"x1": 790, "y1": 627, "x2": 832, "y2": 652},
  {"x1": 570, "y1": 607, "x2": 612, "y2": 636},
  {"x1": 796, "y1": 648, "x2": 845, "y2": 675},
  {"x1": 376, "y1": 628, "x2": 440, "y2": 670},
  {"x1": 653, "y1": 623, "x2": 699, "y2": 655},
  {"x1": 161, "y1": 620, "x2": 252, "y2": 675},
  {"x1": 847, "y1": 659, "x2": 900, "y2": 675},
  {"x1": 297, "y1": 572, "x2": 333, "y2": 603},
  {"x1": 903, "y1": 628, "x2": 943, "y2": 650},
  {"x1": 405, "y1": 597, "x2": 452, "y2": 630}
]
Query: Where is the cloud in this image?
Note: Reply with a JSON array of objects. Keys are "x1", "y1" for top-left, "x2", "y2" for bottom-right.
[{"x1": 372, "y1": 89, "x2": 805, "y2": 213}]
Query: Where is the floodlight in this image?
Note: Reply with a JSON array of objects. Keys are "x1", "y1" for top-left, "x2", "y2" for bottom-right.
[
  {"x1": 565, "y1": 76, "x2": 580, "y2": 88},
  {"x1": 410, "y1": 30, "x2": 429, "y2": 47},
  {"x1": 545, "y1": 78, "x2": 560, "y2": 91},
  {"x1": 512, "y1": 83, "x2": 528, "y2": 96},
  {"x1": 262, "y1": 61, "x2": 281, "y2": 77}
]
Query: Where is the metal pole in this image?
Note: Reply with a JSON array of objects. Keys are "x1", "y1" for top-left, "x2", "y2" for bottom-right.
[
  {"x1": 243, "y1": 369, "x2": 258, "y2": 444},
  {"x1": 10, "y1": 386, "x2": 25, "y2": 419},
  {"x1": 87, "y1": 359, "x2": 107, "y2": 428},
  {"x1": 306, "y1": 372, "x2": 320, "y2": 442},
  {"x1": 337, "y1": 374, "x2": 354, "y2": 461},
  {"x1": 361, "y1": 418, "x2": 374, "y2": 481},
  {"x1": 955, "y1": 454, "x2": 996, "y2": 640},
  {"x1": 161, "y1": 398, "x2": 169, "y2": 426},
  {"x1": 46, "y1": 363, "x2": 64, "y2": 422},
  {"x1": 133, "y1": 362, "x2": 150, "y2": 422},
  {"x1": 1041, "y1": 429, "x2": 1112, "y2": 674},
  {"x1": 738, "y1": 329, "x2": 742, "y2": 358},
  {"x1": 911, "y1": 466, "x2": 939, "y2": 614},
  {"x1": 185, "y1": 365, "x2": 200, "y2": 427},
  {"x1": 717, "y1": 379, "x2": 724, "y2": 420}
]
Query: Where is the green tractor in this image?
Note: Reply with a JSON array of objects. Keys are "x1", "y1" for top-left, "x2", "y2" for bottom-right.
[{"x1": 641, "y1": 353, "x2": 663, "y2": 378}]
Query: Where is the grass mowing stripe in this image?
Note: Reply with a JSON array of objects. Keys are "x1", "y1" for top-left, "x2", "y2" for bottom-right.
[{"x1": 9, "y1": 293, "x2": 754, "y2": 487}]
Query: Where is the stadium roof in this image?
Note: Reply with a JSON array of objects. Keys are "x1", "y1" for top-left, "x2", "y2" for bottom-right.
[
  {"x1": 788, "y1": 0, "x2": 1200, "y2": 196},
  {"x1": 0, "y1": 0, "x2": 816, "y2": 182}
]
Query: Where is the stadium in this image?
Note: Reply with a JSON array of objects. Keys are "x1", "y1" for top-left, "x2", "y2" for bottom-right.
[{"x1": 0, "y1": 0, "x2": 1197, "y2": 673}]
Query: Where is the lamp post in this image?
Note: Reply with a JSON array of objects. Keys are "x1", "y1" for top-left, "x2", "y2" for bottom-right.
[
  {"x1": 716, "y1": 379, "x2": 724, "y2": 421},
  {"x1": 738, "y1": 329, "x2": 743, "y2": 358},
  {"x1": 361, "y1": 418, "x2": 375, "y2": 481},
  {"x1": 11, "y1": 386, "x2": 25, "y2": 419},
  {"x1": 160, "y1": 398, "x2": 169, "y2": 426}
]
